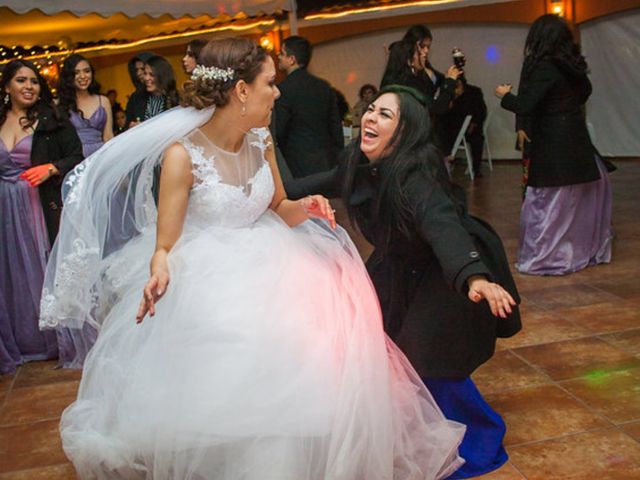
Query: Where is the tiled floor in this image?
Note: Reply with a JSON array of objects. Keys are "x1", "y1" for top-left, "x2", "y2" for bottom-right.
[{"x1": 1, "y1": 159, "x2": 639, "y2": 479}]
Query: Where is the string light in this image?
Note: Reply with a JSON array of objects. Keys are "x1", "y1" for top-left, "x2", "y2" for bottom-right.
[
  {"x1": 0, "y1": 18, "x2": 276, "y2": 66},
  {"x1": 304, "y1": 0, "x2": 461, "y2": 20}
]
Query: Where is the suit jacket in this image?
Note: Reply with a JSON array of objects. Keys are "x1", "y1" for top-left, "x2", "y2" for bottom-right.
[
  {"x1": 275, "y1": 68, "x2": 344, "y2": 178},
  {"x1": 31, "y1": 105, "x2": 84, "y2": 243},
  {"x1": 501, "y1": 59, "x2": 599, "y2": 187},
  {"x1": 284, "y1": 161, "x2": 521, "y2": 378},
  {"x1": 441, "y1": 83, "x2": 487, "y2": 151}
]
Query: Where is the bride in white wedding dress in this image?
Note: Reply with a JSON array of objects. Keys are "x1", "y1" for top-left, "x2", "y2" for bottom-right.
[{"x1": 41, "y1": 38, "x2": 465, "y2": 479}]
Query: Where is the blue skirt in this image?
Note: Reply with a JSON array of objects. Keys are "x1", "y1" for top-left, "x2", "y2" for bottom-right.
[{"x1": 423, "y1": 377, "x2": 508, "y2": 479}]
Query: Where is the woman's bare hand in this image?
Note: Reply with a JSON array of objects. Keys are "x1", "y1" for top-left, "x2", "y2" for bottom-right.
[
  {"x1": 495, "y1": 84, "x2": 512, "y2": 98},
  {"x1": 446, "y1": 65, "x2": 463, "y2": 80},
  {"x1": 136, "y1": 270, "x2": 170, "y2": 323},
  {"x1": 301, "y1": 195, "x2": 336, "y2": 230},
  {"x1": 467, "y1": 275, "x2": 516, "y2": 318},
  {"x1": 517, "y1": 129, "x2": 531, "y2": 151}
]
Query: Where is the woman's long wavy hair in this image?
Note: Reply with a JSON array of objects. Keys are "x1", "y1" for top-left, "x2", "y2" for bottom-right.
[
  {"x1": 522, "y1": 14, "x2": 587, "y2": 79},
  {"x1": 145, "y1": 55, "x2": 179, "y2": 109},
  {"x1": 380, "y1": 25, "x2": 432, "y2": 88},
  {"x1": 341, "y1": 85, "x2": 454, "y2": 253},
  {"x1": 58, "y1": 54, "x2": 101, "y2": 118},
  {"x1": 0, "y1": 59, "x2": 55, "y2": 129}
]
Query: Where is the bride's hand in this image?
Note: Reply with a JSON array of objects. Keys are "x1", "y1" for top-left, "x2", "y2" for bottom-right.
[
  {"x1": 136, "y1": 270, "x2": 170, "y2": 323},
  {"x1": 301, "y1": 195, "x2": 337, "y2": 230}
]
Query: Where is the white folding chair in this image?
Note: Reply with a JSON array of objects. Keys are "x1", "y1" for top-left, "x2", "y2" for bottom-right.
[
  {"x1": 482, "y1": 110, "x2": 494, "y2": 171},
  {"x1": 450, "y1": 115, "x2": 474, "y2": 180}
]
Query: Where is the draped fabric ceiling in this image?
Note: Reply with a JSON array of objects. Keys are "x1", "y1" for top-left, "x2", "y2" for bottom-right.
[{"x1": 0, "y1": 0, "x2": 512, "y2": 48}]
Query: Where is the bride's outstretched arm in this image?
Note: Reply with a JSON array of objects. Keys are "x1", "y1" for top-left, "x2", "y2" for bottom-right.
[
  {"x1": 264, "y1": 135, "x2": 336, "y2": 229},
  {"x1": 136, "y1": 143, "x2": 193, "y2": 323}
]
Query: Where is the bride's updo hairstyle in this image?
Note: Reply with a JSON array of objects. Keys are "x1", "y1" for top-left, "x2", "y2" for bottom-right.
[{"x1": 182, "y1": 38, "x2": 268, "y2": 110}]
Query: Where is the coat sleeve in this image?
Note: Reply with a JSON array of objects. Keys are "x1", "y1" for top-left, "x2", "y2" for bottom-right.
[
  {"x1": 501, "y1": 62, "x2": 557, "y2": 116},
  {"x1": 473, "y1": 87, "x2": 487, "y2": 125},
  {"x1": 405, "y1": 171, "x2": 491, "y2": 293},
  {"x1": 283, "y1": 165, "x2": 341, "y2": 199},
  {"x1": 429, "y1": 78, "x2": 456, "y2": 115},
  {"x1": 51, "y1": 119, "x2": 84, "y2": 177},
  {"x1": 328, "y1": 89, "x2": 345, "y2": 152},
  {"x1": 274, "y1": 88, "x2": 292, "y2": 151}
]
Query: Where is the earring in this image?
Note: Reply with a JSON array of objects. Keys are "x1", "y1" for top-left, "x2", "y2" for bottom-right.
[
  {"x1": 241, "y1": 103, "x2": 246, "y2": 116},
  {"x1": 3, "y1": 94, "x2": 9, "y2": 105}
]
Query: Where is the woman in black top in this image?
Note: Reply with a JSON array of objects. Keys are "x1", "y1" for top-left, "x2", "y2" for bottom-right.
[
  {"x1": 380, "y1": 25, "x2": 461, "y2": 149},
  {"x1": 141, "y1": 55, "x2": 179, "y2": 121},
  {"x1": 496, "y1": 14, "x2": 613, "y2": 275},
  {"x1": 285, "y1": 85, "x2": 521, "y2": 478}
]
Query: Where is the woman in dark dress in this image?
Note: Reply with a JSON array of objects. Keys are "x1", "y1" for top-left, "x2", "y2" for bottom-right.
[
  {"x1": 381, "y1": 25, "x2": 461, "y2": 114},
  {"x1": 142, "y1": 55, "x2": 179, "y2": 121},
  {"x1": 285, "y1": 85, "x2": 521, "y2": 478},
  {"x1": 0, "y1": 60, "x2": 83, "y2": 374},
  {"x1": 496, "y1": 14, "x2": 613, "y2": 275}
]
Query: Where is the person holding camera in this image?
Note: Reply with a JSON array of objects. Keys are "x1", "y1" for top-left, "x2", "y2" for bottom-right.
[{"x1": 380, "y1": 25, "x2": 462, "y2": 150}]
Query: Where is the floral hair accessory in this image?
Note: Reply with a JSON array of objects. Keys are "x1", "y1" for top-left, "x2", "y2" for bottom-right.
[{"x1": 191, "y1": 65, "x2": 235, "y2": 82}]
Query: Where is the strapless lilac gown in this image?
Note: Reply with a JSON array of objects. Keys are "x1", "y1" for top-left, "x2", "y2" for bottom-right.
[
  {"x1": 0, "y1": 135, "x2": 58, "y2": 374},
  {"x1": 70, "y1": 105, "x2": 106, "y2": 157}
]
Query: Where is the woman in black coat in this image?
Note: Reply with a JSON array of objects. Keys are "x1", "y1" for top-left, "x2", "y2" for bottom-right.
[
  {"x1": 285, "y1": 85, "x2": 521, "y2": 479},
  {"x1": 0, "y1": 59, "x2": 83, "y2": 374},
  {"x1": 496, "y1": 14, "x2": 613, "y2": 275},
  {"x1": 380, "y1": 25, "x2": 461, "y2": 151}
]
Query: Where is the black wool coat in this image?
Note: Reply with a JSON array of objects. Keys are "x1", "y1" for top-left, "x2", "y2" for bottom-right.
[
  {"x1": 501, "y1": 59, "x2": 599, "y2": 188},
  {"x1": 275, "y1": 68, "x2": 344, "y2": 178},
  {"x1": 285, "y1": 163, "x2": 521, "y2": 378},
  {"x1": 31, "y1": 106, "x2": 84, "y2": 243}
]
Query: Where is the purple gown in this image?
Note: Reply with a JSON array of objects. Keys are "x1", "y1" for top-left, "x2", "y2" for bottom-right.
[
  {"x1": 0, "y1": 135, "x2": 58, "y2": 374},
  {"x1": 69, "y1": 103, "x2": 106, "y2": 157}
]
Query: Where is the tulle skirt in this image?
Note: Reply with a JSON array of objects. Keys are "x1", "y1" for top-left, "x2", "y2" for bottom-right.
[{"x1": 61, "y1": 212, "x2": 465, "y2": 479}]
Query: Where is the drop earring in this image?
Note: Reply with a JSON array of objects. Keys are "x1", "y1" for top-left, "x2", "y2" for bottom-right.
[
  {"x1": 241, "y1": 103, "x2": 246, "y2": 116},
  {"x1": 3, "y1": 94, "x2": 9, "y2": 105}
]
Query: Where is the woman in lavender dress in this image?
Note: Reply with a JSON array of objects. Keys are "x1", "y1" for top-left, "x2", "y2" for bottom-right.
[
  {"x1": 496, "y1": 14, "x2": 613, "y2": 275},
  {"x1": 59, "y1": 54, "x2": 113, "y2": 157},
  {"x1": 0, "y1": 60, "x2": 83, "y2": 374}
]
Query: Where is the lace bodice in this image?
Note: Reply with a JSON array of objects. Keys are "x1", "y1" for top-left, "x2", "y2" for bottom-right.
[{"x1": 180, "y1": 127, "x2": 275, "y2": 229}]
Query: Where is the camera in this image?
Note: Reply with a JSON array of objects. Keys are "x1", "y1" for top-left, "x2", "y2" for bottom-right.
[{"x1": 452, "y1": 47, "x2": 466, "y2": 70}]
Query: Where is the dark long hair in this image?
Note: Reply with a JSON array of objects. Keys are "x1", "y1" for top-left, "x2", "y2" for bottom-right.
[
  {"x1": 0, "y1": 59, "x2": 55, "y2": 129},
  {"x1": 402, "y1": 24, "x2": 432, "y2": 45},
  {"x1": 187, "y1": 39, "x2": 207, "y2": 62},
  {"x1": 58, "y1": 54, "x2": 102, "y2": 118},
  {"x1": 145, "y1": 55, "x2": 179, "y2": 109},
  {"x1": 341, "y1": 85, "x2": 454, "y2": 252},
  {"x1": 522, "y1": 14, "x2": 587, "y2": 79},
  {"x1": 380, "y1": 24, "x2": 432, "y2": 88}
]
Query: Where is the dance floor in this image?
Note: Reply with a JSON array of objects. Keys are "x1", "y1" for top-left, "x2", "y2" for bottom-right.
[{"x1": 1, "y1": 159, "x2": 639, "y2": 479}]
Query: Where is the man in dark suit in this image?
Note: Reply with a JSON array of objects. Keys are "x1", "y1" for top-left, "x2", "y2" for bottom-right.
[
  {"x1": 441, "y1": 78, "x2": 488, "y2": 177},
  {"x1": 275, "y1": 36, "x2": 344, "y2": 178}
]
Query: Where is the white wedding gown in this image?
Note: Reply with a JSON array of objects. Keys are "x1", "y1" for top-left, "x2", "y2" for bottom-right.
[{"x1": 59, "y1": 127, "x2": 464, "y2": 479}]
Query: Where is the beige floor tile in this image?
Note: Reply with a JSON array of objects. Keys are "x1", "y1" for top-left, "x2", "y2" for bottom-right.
[
  {"x1": 513, "y1": 337, "x2": 640, "y2": 381},
  {"x1": 0, "y1": 419, "x2": 67, "y2": 473},
  {"x1": 561, "y1": 367, "x2": 640, "y2": 424},
  {"x1": 0, "y1": 382, "x2": 79, "y2": 427},
  {"x1": 509, "y1": 428, "x2": 640, "y2": 479},
  {"x1": 473, "y1": 350, "x2": 550, "y2": 395},
  {"x1": 485, "y1": 384, "x2": 609, "y2": 446}
]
